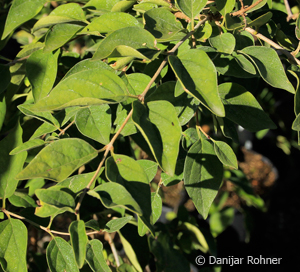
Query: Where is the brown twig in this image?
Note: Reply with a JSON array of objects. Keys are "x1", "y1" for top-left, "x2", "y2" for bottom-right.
[
  {"x1": 57, "y1": 120, "x2": 75, "y2": 137},
  {"x1": 284, "y1": 0, "x2": 294, "y2": 22},
  {"x1": 245, "y1": 27, "x2": 300, "y2": 65},
  {"x1": 104, "y1": 232, "x2": 120, "y2": 267},
  {"x1": 231, "y1": 0, "x2": 263, "y2": 17},
  {"x1": 2, "y1": 208, "x2": 103, "y2": 236}
]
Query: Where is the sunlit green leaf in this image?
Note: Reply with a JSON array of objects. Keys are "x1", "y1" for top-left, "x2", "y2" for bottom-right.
[
  {"x1": 16, "y1": 138, "x2": 98, "y2": 182},
  {"x1": 88, "y1": 182, "x2": 143, "y2": 215},
  {"x1": 212, "y1": 140, "x2": 238, "y2": 169},
  {"x1": 0, "y1": 219, "x2": 27, "y2": 272},
  {"x1": 240, "y1": 46, "x2": 295, "y2": 93},
  {"x1": 69, "y1": 220, "x2": 88, "y2": 268},
  {"x1": 46, "y1": 237, "x2": 79, "y2": 272},
  {"x1": 209, "y1": 33, "x2": 236, "y2": 54},
  {"x1": 169, "y1": 49, "x2": 225, "y2": 117},
  {"x1": 30, "y1": 69, "x2": 128, "y2": 111},
  {"x1": 105, "y1": 216, "x2": 133, "y2": 233},
  {"x1": 26, "y1": 49, "x2": 59, "y2": 102},
  {"x1": 10, "y1": 139, "x2": 45, "y2": 155},
  {"x1": 33, "y1": 3, "x2": 87, "y2": 32},
  {"x1": 8, "y1": 190, "x2": 37, "y2": 208},
  {"x1": 86, "y1": 240, "x2": 111, "y2": 272},
  {"x1": 75, "y1": 105, "x2": 111, "y2": 145},
  {"x1": 79, "y1": 12, "x2": 140, "y2": 35},
  {"x1": 93, "y1": 26, "x2": 158, "y2": 60},
  {"x1": 2, "y1": 0, "x2": 46, "y2": 39},
  {"x1": 0, "y1": 122, "x2": 27, "y2": 199},
  {"x1": 176, "y1": 0, "x2": 207, "y2": 20}
]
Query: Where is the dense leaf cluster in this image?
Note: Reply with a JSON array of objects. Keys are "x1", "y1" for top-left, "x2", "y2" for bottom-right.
[{"x1": 0, "y1": 0, "x2": 299, "y2": 271}]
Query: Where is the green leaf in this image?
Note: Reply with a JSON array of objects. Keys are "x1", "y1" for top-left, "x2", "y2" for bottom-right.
[
  {"x1": 234, "y1": 30, "x2": 254, "y2": 50},
  {"x1": 16, "y1": 138, "x2": 98, "y2": 182},
  {"x1": 132, "y1": 100, "x2": 182, "y2": 176},
  {"x1": 86, "y1": 240, "x2": 111, "y2": 272},
  {"x1": 243, "y1": 0, "x2": 268, "y2": 13},
  {"x1": 0, "y1": 122, "x2": 27, "y2": 199},
  {"x1": 84, "y1": 0, "x2": 121, "y2": 11},
  {"x1": 168, "y1": 49, "x2": 225, "y2": 117},
  {"x1": 69, "y1": 220, "x2": 88, "y2": 268},
  {"x1": 24, "y1": 178, "x2": 45, "y2": 196},
  {"x1": 30, "y1": 69, "x2": 128, "y2": 111},
  {"x1": 26, "y1": 49, "x2": 59, "y2": 102},
  {"x1": 111, "y1": 0, "x2": 136, "y2": 12},
  {"x1": 88, "y1": 182, "x2": 143, "y2": 215},
  {"x1": 232, "y1": 51, "x2": 256, "y2": 75},
  {"x1": 144, "y1": 8, "x2": 185, "y2": 42},
  {"x1": 35, "y1": 188, "x2": 75, "y2": 217},
  {"x1": 184, "y1": 139, "x2": 223, "y2": 219},
  {"x1": 0, "y1": 94, "x2": 5, "y2": 131},
  {"x1": 58, "y1": 170, "x2": 102, "y2": 194},
  {"x1": 151, "y1": 192, "x2": 162, "y2": 224},
  {"x1": 105, "y1": 216, "x2": 133, "y2": 233},
  {"x1": 150, "y1": 232, "x2": 190, "y2": 272},
  {"x1": 33, "y1": 3, "x2": 87, "y2": 32},
  {"x1": 1, "y1": 0, "x2": 46, "y2": 39},
  {"x1": 0, "y1": 64, "x2": 11, "y2": 95},
  {"x1": 176, "y1": 0, "x2": 207, "y2": 20},
  {"x1": 63, "y1": 58, "x2": 116, "y2": 80},
  {"x1": 93, "y1": 26, "x2": 158, "y2": 60},
  {"x1": 18, "y1": 104, "x2": 60, "y2": 128},
  {"x1": 79, "y1": 12, "x2": 141, "y2": 35},
  {"x1": 182, "y1": 222, "x2": 209, "y2": 253},
  {"x1": 146, "y1": 81, "x2": 199, "y2": 126},
  {"x1": 118, "y1": 231, "x2": 143, "y2": 272},
  {"x1": 118, "y1": 263, "x2": 135, "y2": 272},
  {"x1": 0, "y1": 219, "x2": 27, "y2": 272},
  {"x1": 44, "y1": 23, "x2": 84, "y2": 53},
  {"x1": 121, "y1": 73, "x2": 154, "y2": 105},
  {"x1": 218, "y1": 82, "x2": 277, "y2": 132},
  {"x1": 8, "y1": 190, "x2": 38, "y2": 208},
  {"x1": 137, "y1": 160, "x2": 158, "y2": 182},
  {"x1": 215, "y1": 0, "x2": 235, "y2": 15},
  {"x1": 210, "y1": 207, "x2": 235, "y2": 237},
  {"x1": 240, "y1": 46, "x2": 295, "y2": 93},
  {"x1": 114, "y1": 104, "x2": 138, "y2": 137},
  {"x1": 212, "y1": 140, "x2": 238, "y2": 169},
  {"x1": 46, "y1": 237, "x2": 80, "y2": 272},
  {"x1": 9, "y1": 139, "x2": 45, "y2": 155},
  {"x1": 296, "y1": 14, "x2": 300, "y2": 40},
  {"x1": 106, "y1": 154, "x2": 153, "y2": 235},
  {"x1": 292, "y1": 113, "x2": 300, "y2": 131},
  {"x1": 75, "y1": 105, "x2": 111, "y2": 145},
  {"x1": 213, "y1": 53, "x2": 257, "y2": 78},
  {"x1": 209, "y1": 33, "x2": 236, "y2": 54}
]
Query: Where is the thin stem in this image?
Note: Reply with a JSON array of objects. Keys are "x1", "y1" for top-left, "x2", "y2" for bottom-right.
[
  {"x1": 58, "y1": 120, "x2": 75, "y2": 137},
  {"x1": 231, "y1": 0, "x2": 263, "y2": 17},
  {"x1": 245, "y1": 27, "x2": 300, "y2": 65},
  {"x1": 2, "y1": 208, "x2": 103, "y2": 236},
  {"x1": 284, "y1": 0, "x2": 294, "y2": 22},
  {"x1": 105, "y1": 233, "x2": 120, "y2": 267},
  {"x1": 4, "y1": 55, "x2": 30, "y2": 66}
]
